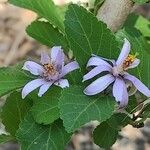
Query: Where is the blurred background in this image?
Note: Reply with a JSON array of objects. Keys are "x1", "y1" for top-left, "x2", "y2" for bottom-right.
[{"x1": 0, "y1": 0, "x2": 150, "y2": 150}]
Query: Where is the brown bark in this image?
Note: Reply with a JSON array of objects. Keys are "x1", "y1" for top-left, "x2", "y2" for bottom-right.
[{"x1": 96, "y1": 0, "x2": 134, "y2": 32}]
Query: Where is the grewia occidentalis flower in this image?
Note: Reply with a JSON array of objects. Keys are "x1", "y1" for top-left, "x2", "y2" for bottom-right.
[
  {"x1": 22, "y1": 46, "x2": 79, "y2": 99},
  {"x1": 83, "y1": 39, "x2": 150, "y2": 107}
]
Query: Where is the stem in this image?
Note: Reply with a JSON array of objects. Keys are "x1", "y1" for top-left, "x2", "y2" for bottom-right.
[
  {"x1": 132, "y1": 98, "x2": 150, "y2": 120},
  {"x1": 96, "y1": 0, "x2": 134, "y2": 32}
]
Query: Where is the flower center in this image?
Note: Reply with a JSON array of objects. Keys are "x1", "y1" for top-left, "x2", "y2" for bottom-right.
[
  {"x1": 112, "y1": 66, "x2": 123, "y2": 76},
  {"x1": 43, "y1": 63, "x2": 57, "y2": 76},
  {"x1": 112, "y1": 53, "x2": 138, "y2": 76},
  {"x1": 123, "y1": 54, "x2": 136, "y2": 70}
]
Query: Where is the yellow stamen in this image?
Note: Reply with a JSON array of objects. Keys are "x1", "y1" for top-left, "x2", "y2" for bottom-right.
[
  {"x1": 123, "y1": 53, "x2": 138, "y2": 69},
  {"x1": 43, "y1": 64, "x2": 57, "y2": 76}
]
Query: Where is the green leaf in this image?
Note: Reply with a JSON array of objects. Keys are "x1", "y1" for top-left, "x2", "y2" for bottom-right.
[
  {"x1": 94, "y1": 0, "x2": 104, "y2": 6},
  {"x1": 66, "y1": 70, "x2": 83, "y2": 85},
  {"x1": 116, "y1": 27, "x2": 150, "y2": 88},
  {"x1": 0, "y1": 64, "x2": 35, "y2": 97},
  {"x1": 59, "y1": 86, "x2": 115, "y2": 133},
  {"x1": 65, "y1": 4, "x2": 119, "y2": 69},
  {"x1": 124, "y1": 13, "x2": 139, "y2": 28},
  {"x1": 1, "y1": 92, "x2": 32, "y2": 136},
  {"x1": 135, "y1": 16, "x2": 150, "y2": 39},
  {"x1": 141, "y1": 103, "x2": 150, "y2": 118},
  {"x1": 126, "y1": 96, "x2": 137, "y2": 113},
  {"x1": 9, "y1": 0, "x2": 67, "y2": 31},
  {"x1": 93, "y1": 113, "x2": 130, "y2": 148},
  {"x1": 0, "y1": 134, "x2": 14, "y2": 144},
  {"x1": 124, "y1": 14, "x2": 150, "y2": 41},
  {"x1": 16, "y1": 114, "x2": 71, "y2": 150},
  {"x1": 26, "y1": 21, "x2": 68, "y2": 49},
  {"x1": 31, "y1": 87, "x2": 61, "y2": 125},
  {"x1": 132, "y1": 0, "x2": 149, "y2": 4},
  {"x1": 94, "y1": 0, "x2": 105, "y2": 14}
]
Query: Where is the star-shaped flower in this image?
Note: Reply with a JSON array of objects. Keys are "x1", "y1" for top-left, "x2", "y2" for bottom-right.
[
  {"x1": 83, "y1": 39, "x2": 150, "y2": 107},
  {"x1": 22, "y1": 46, "x2": 79, "y2": 98}
]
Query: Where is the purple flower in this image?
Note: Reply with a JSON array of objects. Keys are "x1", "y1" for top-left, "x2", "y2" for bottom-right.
[
  {"x1": 83, "y1": 39, "x2": 150, "y2": 107},
  {"x1": 22, "y1": 46, "x2": 79, "y2": 99}
]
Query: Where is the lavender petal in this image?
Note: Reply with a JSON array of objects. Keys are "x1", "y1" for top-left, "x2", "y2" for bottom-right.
[
  {"x1": 113, "y1": 77, "x2": 128, "y2": 108},
  {"x1": 83, "y1": 65, "x2": 111, "y2": 82},
  {"x1": 22, "y1": 79, "x2": 45, "y2": 99},
  {"x1": 38, "y1": 82, "x2": 53, "y2": 97},
  {"x1": 22, "y1": 61, "x2": 44, "y2": 76},
  {"x1": 84, "y1": 74, "x2": 115, "y2": 95},
  {"x1": 126, "y1": 58, "x2": 140, "y2": 69},
  {"x1": 51, "y1": 46, "x2": 64, "y2": 67},
  {"x1": 40, "y1": 51, "x2": 51, "y2": 65},
  {"x1": 124, "y1": 73, "x2": 150, "y2": 97},
  {"x1": 54, "y1": 79, "x2": 69, "y2": 88},
  {"x1": 116, "y1": 38, "x2": 131, "y2": 66},
  {"x1": 87, "y1": 56, "x2": 112, "y2": 68},
  {"x1": 61, "y1": 61, "x2": 79, "y2": 77},
  {"x1": 92, "y1": 54, "x2": 116, "y2": 66}
]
